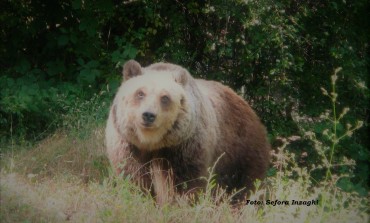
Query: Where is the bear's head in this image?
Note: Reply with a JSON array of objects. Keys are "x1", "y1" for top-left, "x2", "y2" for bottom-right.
[{"x1": 112, "y1": 60, "x2": 197, "y2": 151}]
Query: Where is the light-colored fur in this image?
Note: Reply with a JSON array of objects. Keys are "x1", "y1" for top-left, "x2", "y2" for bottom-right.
[{"x1": 105, "y1": 60, "x2": 270, "y2": 203}]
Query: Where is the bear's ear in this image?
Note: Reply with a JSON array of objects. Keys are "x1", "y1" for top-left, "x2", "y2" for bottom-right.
[
  {"x1": 174, "y1": 69, "x2": 190, "y2": 86},
  {"x1": 123, "y1": 60, "x2": 142, "y2": 81}
]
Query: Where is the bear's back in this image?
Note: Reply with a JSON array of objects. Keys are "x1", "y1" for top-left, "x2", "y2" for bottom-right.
[{"x1": 195, "y1": 79, "x2": 271, "y2": 191}]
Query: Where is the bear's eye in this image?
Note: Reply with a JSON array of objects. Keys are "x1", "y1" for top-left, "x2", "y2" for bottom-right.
[
  {"x1": 137, "y1": 91, "x2": 145, "y2": 99},
  {"x1": 160, "y1": 95, "x2": 170, "y2": 105}
]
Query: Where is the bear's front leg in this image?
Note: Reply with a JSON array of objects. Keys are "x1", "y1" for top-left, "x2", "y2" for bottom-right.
[{"x1": 150, "y1": 159, "x2": 175, "y2": 206}]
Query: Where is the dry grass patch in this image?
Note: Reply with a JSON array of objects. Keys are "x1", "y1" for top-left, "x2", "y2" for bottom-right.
[{"x1": 2, "y1": 126, "x2": 109, "y2": 183}]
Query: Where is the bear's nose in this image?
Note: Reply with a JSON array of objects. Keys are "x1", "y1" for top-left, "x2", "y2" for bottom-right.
[{"x1": 142, "y1": 112, "x2": 156, "y2": 124}]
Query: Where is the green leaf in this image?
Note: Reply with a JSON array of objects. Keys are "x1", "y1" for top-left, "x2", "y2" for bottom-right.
[
  {"x1": 72, "y1": 0, "x2": 82, "y2": 9},
  {"x1": 58, "y1": 35, "x2": 69, "y2": 46},
  {"x1": 124, "y1": 45, "x2": 138, "y2": 59}
]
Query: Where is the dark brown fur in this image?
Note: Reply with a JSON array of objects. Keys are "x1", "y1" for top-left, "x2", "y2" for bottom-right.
[{"x1": 205, "y1": 80, "x2": 271, "y2": 195}]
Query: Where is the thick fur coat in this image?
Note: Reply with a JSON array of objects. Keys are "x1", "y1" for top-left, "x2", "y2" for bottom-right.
[{"x1": 105, "y1": 60, "x2": 270, "y2": 203}]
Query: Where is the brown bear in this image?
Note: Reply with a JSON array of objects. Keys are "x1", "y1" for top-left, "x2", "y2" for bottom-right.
[{"x1": 105, "y1": 60, "x2": 270, "y2": 204}]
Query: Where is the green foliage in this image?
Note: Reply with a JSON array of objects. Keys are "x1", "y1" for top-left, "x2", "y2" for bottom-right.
[
  {"x1": 59, "y1": 90, "x2": 110, "y2": 137},
  {"x1": 0, "y1": 0, "x2": 368, "y2": 191},
  {"x1": 290, "y1": 69, "x2": 368, "y2": 195}
]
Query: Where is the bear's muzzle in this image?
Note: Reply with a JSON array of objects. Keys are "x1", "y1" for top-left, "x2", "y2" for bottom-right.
[{"x1": 142, "y1": 112, "x2": 157, "y2": 126}]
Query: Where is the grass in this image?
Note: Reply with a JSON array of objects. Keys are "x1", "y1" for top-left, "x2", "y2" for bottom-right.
[
  {"x1": 1, "y1": 125, "x2": 368, "y2": 222},
  {"x1": 0, "y1": 71, "x2": 368, "y2": 222}
]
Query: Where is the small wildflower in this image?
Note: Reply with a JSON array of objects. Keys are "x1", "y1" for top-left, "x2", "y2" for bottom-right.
[
  {"x1": 342, "y1": 107, "x2": 350, "y2": 115},
  {"x1": 331, "y1": 92, "x2": 338, "y2": 102},
  {"x1": 304, "y1": 131, "x2": 315, "y2": 138},
  {"x1": 288, "y1": 135, "x2": 301, "y2": 141},
  {"x1": 322, "y1": 129, "x2": 329, "y2": 136},
  {"x1": 342, "y1": 157, "x2": 356, "y2": 166},
  {"x1": 338, "y1": 107, "x2": 350, "y2": 120},
  {"x1": 356, "y1": 120, "x2": 364, "y2": 128},
  {"x1": 355, "y1": 81, "x2": 366, "y2": 90},
  {"x1": 331, "y1": 74, "x2": 337, "y2": 84},
  {"x1": 251, "y1": 19, "x2": 261, "y2": 26},
  {"x1": 346, "y1": 123, "x2": 352, "y2": 130},
  {"x1": 320, "y1": 87, "x2": 328, "y2": 96},
  {"x1": 334, "y1": 67, "x2": 342, "y2": 75}
]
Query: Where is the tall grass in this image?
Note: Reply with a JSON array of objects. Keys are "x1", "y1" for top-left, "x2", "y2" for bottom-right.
[{"x1": 1, "y1": 70, "x2": 368, "y2": 222}]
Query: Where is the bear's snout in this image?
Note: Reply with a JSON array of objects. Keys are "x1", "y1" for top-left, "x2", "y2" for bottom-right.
[{"x1": 142, "y1": 112, "x2": 157, "y2": 125}]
